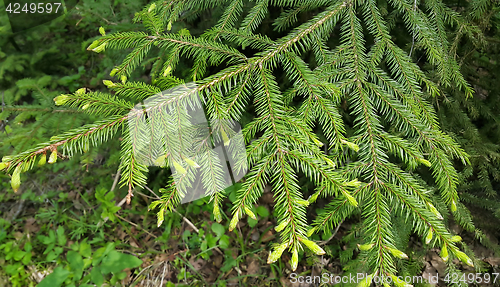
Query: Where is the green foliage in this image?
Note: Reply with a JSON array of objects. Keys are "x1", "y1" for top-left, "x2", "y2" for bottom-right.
[
  {"x1": 95, "y1": 187, "x2": 122, "y2": 222},
  {"x1": 436, "y1": 0, "x2": 500, "y2": 234},
  {"x1": 36, "y1": 241, "x2": 143, "y2": 287},
  {"x1": 2, "y1": 0, "x2": 499, "y2": 283}
]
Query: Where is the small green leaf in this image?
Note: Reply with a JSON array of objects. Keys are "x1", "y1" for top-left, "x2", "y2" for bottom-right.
[
  {"x1": 184, "y1": 157, "x2": 201, "y2": 168},
  {"x1": 219, "y1": 235, "x2": 230, "y2": 249},
  {"x1": 87, "y1": 40, "x2": 100, "y2": 50},
  {"x1": 67, "y1": 250, "x2": 84, "y2": 280},
  {"x1": 53, "y1": 94, "x2": 69, "y2": 106},
  {"x1": 154, "y1": 155, "x2": 167, "y2": 167},
  {"x1": 100, "y1": 250, "x2": 143, "y2": 274},
  {"x1": 91, "y1": 266, "x2": 104, "y2": 286},
  {"x1": 38, "y1": 267, "x2": 70, "y2": 287},
  {"x1": 417, "y1": 157, "x2": 432, "y2": 167},
  {"x1": 211, "y1": 223, "x2": 225, "y2": 238},
  {"x1": 13, "y1": 250, "x2": 26, "y2": 261},
  {"x1": 247, "y1": 217, "x2": 258, "y2": 228},
  {"x1": 79, "y1": 241, "x2": 92, "y2": 258},
  {"x1": 312, "y1": 137, "x2": 324, "y2": 147},
  {"x1": 57, "y1": 226, "x2": 66, "y2": 246},
  {"x1": 163, "y1": 66, "x2": 172, "y2": 77},
  {"x1": 110, "y1": 68, "x2": 118, "y2": 77},
  {"x1": 308, "y1": 192, "x2": 319, "y2": 203},
  {"x1": 256, "y1": 206, "x2": 270, "y2": 217},
  {"x1": 324, "y1": 157, "x2": 336, "y2": 168}
]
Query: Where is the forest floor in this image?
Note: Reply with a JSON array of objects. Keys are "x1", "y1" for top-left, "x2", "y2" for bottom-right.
[{"x1": 1, "y1": 167, "x2": 500, "y2": 287}]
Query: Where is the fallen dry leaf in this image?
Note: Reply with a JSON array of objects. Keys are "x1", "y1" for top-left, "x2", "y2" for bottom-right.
[
  {"x1": 24, "y1": 217, "x2": 39, "y2": 233},
  {"x1": 246, "y1": 258, "x2": 260, "y2": 275},
  {"x1": 261, "y1": 230, "x2": 275, "y2": 242},
  {"x1": 429, "y1": 252, "x2": 447, "y2": 274},
  {"x1": 188, "y1": 256, "x2": 205, "y2": 271},
  {"x1": 485, "y1": 257, "x2": 500, "y2": 267}
]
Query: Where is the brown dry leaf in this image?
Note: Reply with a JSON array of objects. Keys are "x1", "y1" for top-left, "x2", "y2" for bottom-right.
[
  {"x1": 261, "y1": 230, "x2": 274, "y2": 242},
  {"x1": 429, "y1": 252, "x2": 447, "y2": 274},
  {"x1": 202, "y1": 265, "x2": 218, "y2": 282},
  {"x1": 250, "y1": 231, "x2": 260, "y2": 242},
  {"x1": 154, "y1": 253, "x2": 168, "y2": 264},
  {"x1": 117, "y1": 228, "x2": 127, "y2": 240},
  {"x1": 24, "y1": 217, "x2": 39, "y2": 233},
  {"x1": 13, "y1": 231, "x2": 23, "y2": 240},
  {"x1": 68, "y1": 190, "x2": 77, "y2": 200},
  {"x1": 188, "y1": 256, "x2": 205, "y2": 271},
  {"x1": 227, "y1": 270, "x2": 239, "y2": 284},
  {"x1": 212, "y1": 254, "x2": 224, "y2": 268},
  {"x1": 422, "y1": 262, "x2": 438, "y2": 286},
  {"x1": 246, "y1": 258, "x2": 260, "y2": 275},
  {"x1": 72, "y1": 199, "x2": 85, "y2": 210},
  {"x1": 129, "y1": 240, "x2": 139, "y2": 248}
]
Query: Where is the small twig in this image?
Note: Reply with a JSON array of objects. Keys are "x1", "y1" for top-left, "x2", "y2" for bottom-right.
[
  {"x1": 144, "y1": 185, "x2": 224, "y2": 255},
  {"x1": 159, "y1": 259, "x2": 167, "y2": 287},
  {"x1": 174, "y1": 208, "x2": 224, "y2": 255},
  {"x1": 110, "y1": 169, "x2": 121, "y2": 192},
  {"x1": 10, "y1": 199, "x2": 25, "y2": 222},
  {"x1": 176, "y1": 210, "x2": 200, "y2": 233},
  {"x1": 116, "y1": 196, "x2": 127, "y2": 208},
  {"x1": 144, "y1": 185, "x2": 161, "y2": 200},
  {"x1": 136, "y1": 190, "x2": 158, "y2": 200},
  {"x1": 115, "y1": 214, "x2": 157, "y2": 239},
  {"x1": 319, "y1": 220, "x2": 344, "y2": 246}
]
